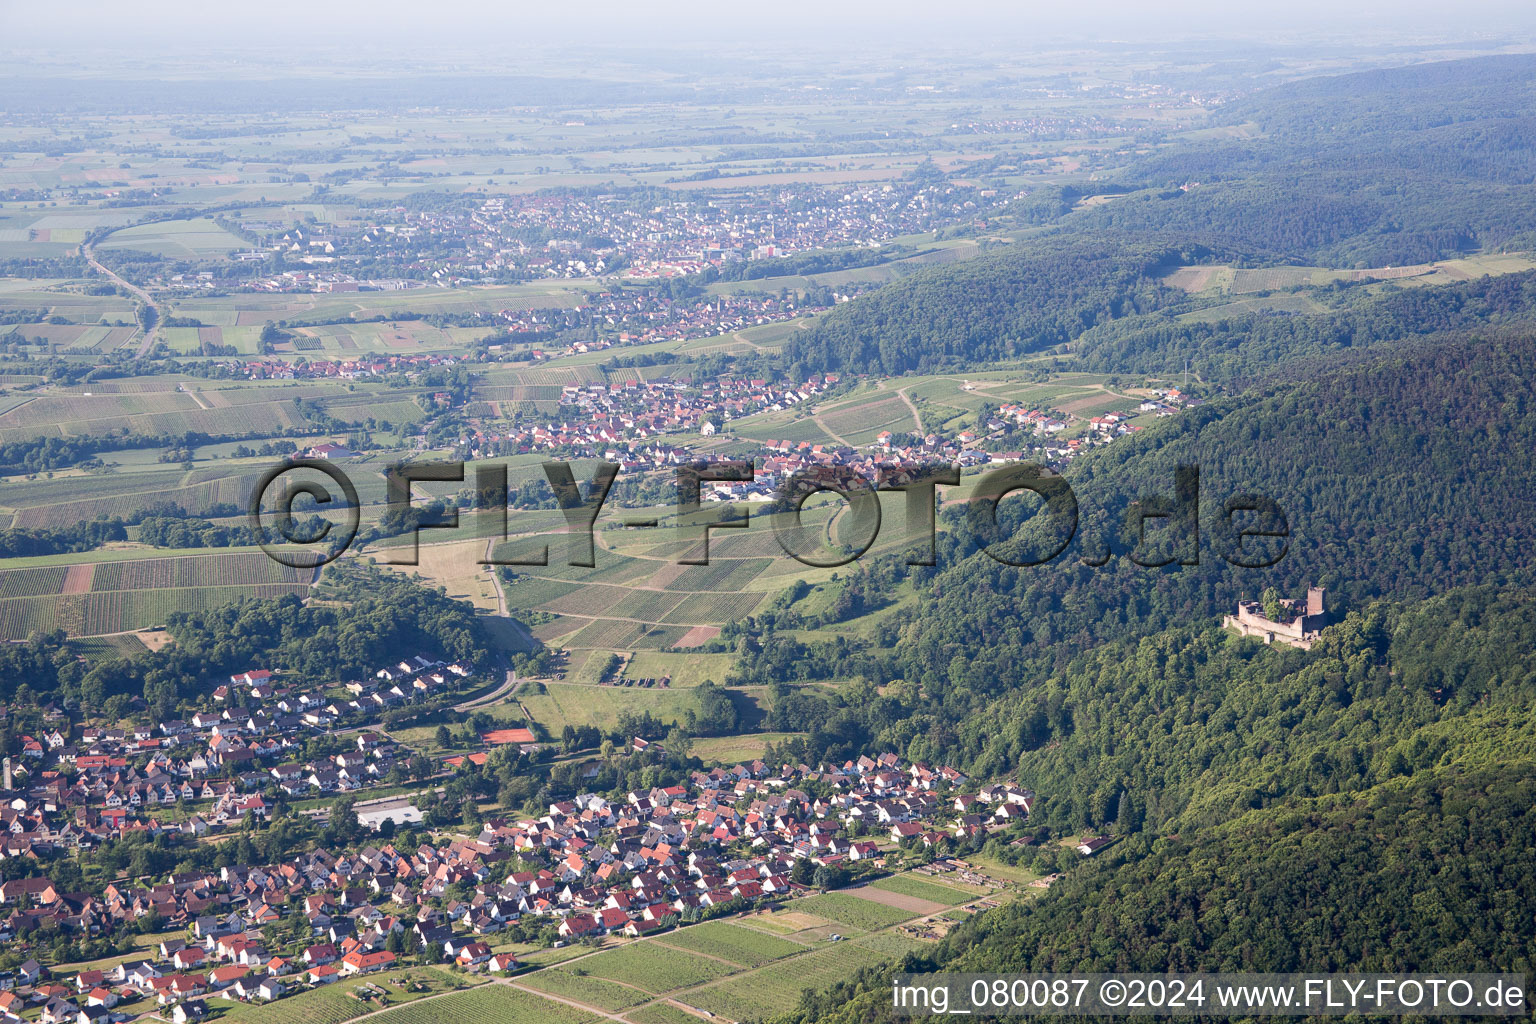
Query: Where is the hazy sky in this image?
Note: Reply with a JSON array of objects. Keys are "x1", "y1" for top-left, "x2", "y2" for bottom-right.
[{"x1": 6, "y1": 0, "x2": 1536, "y2": 53}]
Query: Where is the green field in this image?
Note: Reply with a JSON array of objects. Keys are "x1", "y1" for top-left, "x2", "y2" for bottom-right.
[
  {"x1": 654, "y1": 921, "x2": 808, "y2": 967},
  {"x1": 517, "y1": 969, "x2": 649, "y2": 1012},
  {"x1": 98, "y1": 217, "x2": 249, "y2": 259},
  {"x1": 683, "y1": 938, "x2": 920, "y2": 1020},
  {"x1": 366, "y1": 985, "x2": 600, "y2": 1024},
  {"x1": 0, "y1": 551, "x2": 312, "y2": 638},
  {"x1": 869, "y1": 873, "x2": 985, "y2": 906},
  {"x1": 558, "y1": 940, "x2": 736, "y2": 993},
  {"x1": 791, "y1": 893, "x2": 917, "y2": 931}
]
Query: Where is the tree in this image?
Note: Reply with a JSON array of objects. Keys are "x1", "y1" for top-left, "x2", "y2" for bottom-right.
[{"x1": 1262, "y1": 586, "x2": 1283, "y2": 622}]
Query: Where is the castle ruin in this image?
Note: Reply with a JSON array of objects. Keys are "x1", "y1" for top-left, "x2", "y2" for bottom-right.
[{"x1": 1223, "y1": 586, "x2": 1327, "y2": 650}]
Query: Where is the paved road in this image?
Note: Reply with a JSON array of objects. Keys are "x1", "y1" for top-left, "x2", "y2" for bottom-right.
[{"x1": 81, "y1": 238, "x2": 161, "y2": 357}]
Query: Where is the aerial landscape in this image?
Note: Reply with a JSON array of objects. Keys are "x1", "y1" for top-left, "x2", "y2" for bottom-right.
[{"x1": 1, "y1": 1, "x2": 1535, "y2": 1020}]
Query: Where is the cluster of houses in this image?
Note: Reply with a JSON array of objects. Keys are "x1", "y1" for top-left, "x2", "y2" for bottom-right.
[
  {"x1": 461, "y1": 374, "x2": 837, "y2": 458},
  {"x1": 153, "y1": 181, "x2": 1019, "y2": 292},
  {"x1": 345, "y1": 183, "x2": 1015, "y2": 284},
  {"x1": 232, "y1": 352, "x2": 460, "y2": 381},
  {"x1": 0, "y1": 752, "x2": 1035, "y2": 1024},
  {"x1": 493, "y1": 290, "x2": 856, "y2": 356},
  {"x1": 0, "y1": 659, "x2": 476, "y2": 857}
]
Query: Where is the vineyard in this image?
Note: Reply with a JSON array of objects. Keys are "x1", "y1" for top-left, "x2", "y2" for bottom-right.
[
  {"x1": 660, "y1": 590, "x2": 763, "y2": 623},
  {"x1": 565, "y1": 619, "x2": 690, "y2": 650},
  {"x1": 0, "y1": 553, "x2": 312, "y2": 638},
  {"x1": 559, "y1": 941, "x2": 735, "y2": 993},
  {"x1": 0, "y1": 565, "x2": 67, "y2": 598},
  {"x1": 516, "y1": 970, "x2": 648, "y2": 1012},
  {"x1": 792, "y1": 892, "x2": 918, "y2": 931},
  {"x1": 685, "y1": 936, "x2": 921, "y2": 1021},
  {"x1": 662, "y1": 557, "x2": 770, "y2": 593},
  {"x1": 654, "y1": 921, "x2": 808, "y2": 967},
  {"x1": 869, "y1": 873, "x2": 983, "y2": 905},
  {"x1": 89, "y1": 552, "x2": 311, "y2": 590},
  {"x1": 370, "y1": 985, "x2": 599, "y2": 1024},
  {"x1": 0, "y1": 582, "x2": 310, "y2": 638}
]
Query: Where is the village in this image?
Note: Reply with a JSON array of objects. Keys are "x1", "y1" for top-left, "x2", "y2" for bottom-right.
[
  {"x1": 0, "y1": 720, "x2": 1059, "y2": 1024},
  {"x1": 194, "y1": 181, "x2": 1024, "y2": 291},
  {"x1": 0, "y1": 657, "x2": 478, "y2": 858}
]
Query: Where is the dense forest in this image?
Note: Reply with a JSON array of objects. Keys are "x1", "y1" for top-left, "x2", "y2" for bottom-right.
[
  {"x1": 781, "y1": 241, "x2": 1192, "y2": 375},
  {"x1": 770, "y1": 587, "x2": 1536, "y2": 1024}
]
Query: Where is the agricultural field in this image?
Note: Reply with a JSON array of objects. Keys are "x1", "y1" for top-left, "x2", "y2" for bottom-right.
[
  {"x1": 552, "y1": 941, "x2": 736, "y2": 993},
  {"x1": 621, "y1": 1004, "x2": 703, "y2": 1024},
  {"x1": 97, "y1": 217, "x2": 250, "y2": 259},
  {"x1": 868, "y1": 872, "x2": 986, "y2": 906},
  {"x1": 654, "y1": 921, "x2": 809, "y2": 967},
  {"x1": 0, "y1": 551, "x2": 313, "y2": 638},
  {"x1": 790, "y1": 892, "x2": 919, "y2": 932},
  {"x1": 215, "y1": 967, "x2": 469, "y2": 1024},
  {"x1": 517, "y1": 969, "x2": 650, "y2": 1012},
  {"x1": 682, "y1": 936, "x2": 922, "y2": 1021},
  {"x1": 1160, "y1": 253, "x2": 1536, "y2": 297},
  {"x1": 366, "y1": 984, "x2": 599, "y2": 1024}
]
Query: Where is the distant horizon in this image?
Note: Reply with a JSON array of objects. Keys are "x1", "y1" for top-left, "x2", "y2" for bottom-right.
[{"x1": 6, "y1": 0, "x2": 1536, "y2": 57}]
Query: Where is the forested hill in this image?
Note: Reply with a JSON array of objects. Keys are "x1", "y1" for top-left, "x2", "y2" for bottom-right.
[
  {"x1": 753, "y1": 328, "x2": 1536, "y2": 776},
  {"x1": 878, "y1": 328, "x2": 1536, "y2": 706},
  {"x1": 1071, "y1": 267, "x2": 1536, "y2": 380},
  {"x1": 771, "y1": 587, "x2": 1536, "y2": 1024},
  {"x1": 780, "y1": 241, "x2": 1190, "y2": 376},
  {"x1": 1072, "y1": 55, "x2": 1536, "y2": 264}
]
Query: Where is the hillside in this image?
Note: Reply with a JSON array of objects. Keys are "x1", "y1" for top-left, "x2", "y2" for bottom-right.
[
  {"x1": 769, "y1": 587, "x2": 1536, "y2": 1024},
  {"x1": 780, "y1": 241, "x2": 1189, "y2": 376},
  {"x1": 746, "y1": 327, "x2": 1536, "y2": 774},
  {"x1": 1071, "y1": 267, "x2": 1536, "y2": 379}
]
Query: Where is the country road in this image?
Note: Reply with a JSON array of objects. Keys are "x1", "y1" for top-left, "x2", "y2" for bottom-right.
[{"x1": 81, "y1": 238, "x2": 161, "y2": 357}]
